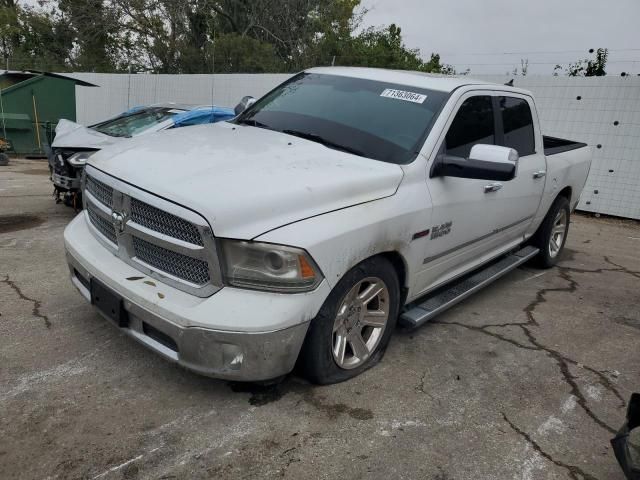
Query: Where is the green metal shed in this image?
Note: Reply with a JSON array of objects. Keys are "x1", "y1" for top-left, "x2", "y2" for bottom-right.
[{"x1": 0, "y1": 71, "x2": 97, "y2": 155}]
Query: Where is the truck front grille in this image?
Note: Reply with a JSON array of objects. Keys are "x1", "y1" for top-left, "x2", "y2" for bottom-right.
[
  {"x1": 133, "y1": 237, "x2": 210, "y2": 285},
  {"x1": 83, "y1": 171, "x2": 220, "y2": 297},
  {"x1": 86, "y1": 175, "x2": 113, "y2": 208},
  {"x1": 87, "y1": 202, "x2": 117, "y2": 244},
  {"x1": 131, "y1": 198, "x2": 203, "y2": 246}
]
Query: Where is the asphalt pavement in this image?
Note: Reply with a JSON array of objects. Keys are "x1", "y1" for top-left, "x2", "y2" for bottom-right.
[{"x1": 1, "y1": 159, "x2": 639, "y2": 480}]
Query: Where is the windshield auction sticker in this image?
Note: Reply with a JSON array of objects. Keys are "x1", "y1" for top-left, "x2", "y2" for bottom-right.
[{"x1": 380, "y1": 89, "x2": 427, "y2": 103}]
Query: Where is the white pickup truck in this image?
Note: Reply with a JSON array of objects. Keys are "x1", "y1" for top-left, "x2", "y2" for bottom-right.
[{"x1": 64, "y1": 67, "x2": 592, "y2": 384}]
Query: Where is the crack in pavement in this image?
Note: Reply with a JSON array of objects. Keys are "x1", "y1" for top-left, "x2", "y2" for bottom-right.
[
  {"x1": 522, "y1": 269, "x2": 578, "y2": 326},
  {"x1": 431, "y1": 319, "x2": 539, "y2": 352},
  {"x1": 2, "y1": 275, "x2": 51, "y2": 328},
  {"x1": 603, "y1": 256, "x2": 640, "y2": 279},
  {"x1": 429, "y1": 264, "x2": 627, "y2": 435},
  {"x1": 557, "y1": 255, "x2": 640, "y2": 280},
  {"x1": 613, "y1": 316, "x2": 640, "y2": 331},
  {"x1": 518, "y1": 320, "x2": 620, "y2": 435},
  {"x1": 415, "y1": 370, "x2": 442, "y2": 405},
  {"x1": 502, "y1": 412, "x2": 599, "y2": 480},
  {"x1": 518, "y1": 269, "x2": 624, "y2": 431}
]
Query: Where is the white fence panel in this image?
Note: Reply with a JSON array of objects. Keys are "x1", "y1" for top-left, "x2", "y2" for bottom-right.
[
  {"x1": 68, "y1": 73, "x2": 291, "y2": 125},
  {"x1": 68, "y1": 72, "x2": 640, "y2": 220}
]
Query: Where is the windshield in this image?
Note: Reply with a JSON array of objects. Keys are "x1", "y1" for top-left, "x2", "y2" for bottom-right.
[
  {"x1": 92, "y1": 107, "x2": 184, "y2": 137},
  {"x1": 235, "y1": 73, "x2": 448, "y2": 164}
]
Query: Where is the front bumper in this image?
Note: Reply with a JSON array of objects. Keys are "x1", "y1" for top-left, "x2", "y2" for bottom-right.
[
  {"x1": 64, "y1": 214, "x2": 330, "y2": 381},
  {"x1": 52, "y1": 172, "x2": 81, "y2": 191}
]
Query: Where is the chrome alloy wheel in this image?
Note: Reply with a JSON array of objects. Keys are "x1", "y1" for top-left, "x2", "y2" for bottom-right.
[
  {"x1": 548, "y1": 209, "x2": 568, "y2": 258},
  {"x1": 332, "y1": 277, "x2": 390, "y2": 370}
]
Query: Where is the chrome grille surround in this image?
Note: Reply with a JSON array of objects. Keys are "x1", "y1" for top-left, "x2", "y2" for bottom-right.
[{"x1": 83, "y1": 166, "x2": 222, "y2": 297}]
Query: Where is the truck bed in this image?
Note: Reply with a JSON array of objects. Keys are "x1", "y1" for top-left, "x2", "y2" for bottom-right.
[{"x1": 543, "y1": 135, "x2": 588, "y2": 156}]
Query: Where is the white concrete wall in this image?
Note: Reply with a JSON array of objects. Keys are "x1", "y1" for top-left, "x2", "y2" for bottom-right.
[
  {"x1": 68, "y1": 73, "x2": 291, "y2": 125},
  {"x1": 69, "y1": 72, "x2": 640, "y2": 220}
]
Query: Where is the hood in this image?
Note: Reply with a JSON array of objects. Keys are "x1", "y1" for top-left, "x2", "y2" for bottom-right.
[
  {"x1": 52, "y1": 119, "x2": 121, "y2": 150},
  {"x1": 88, "y1": 122, "x2": 404, "y2": 239}
]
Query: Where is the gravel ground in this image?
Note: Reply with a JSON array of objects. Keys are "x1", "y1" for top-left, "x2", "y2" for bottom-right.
[{"x1": 1, "y1": 159, "x2": 639, "y2": 480}]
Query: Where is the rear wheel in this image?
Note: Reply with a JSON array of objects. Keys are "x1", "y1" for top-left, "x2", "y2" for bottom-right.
[
  {"x1": 300, "y1": 256, "x2": 400, "y2": 384},
  {"x1": 530, "y1": 196, "x2": 570, "y2": 268}
]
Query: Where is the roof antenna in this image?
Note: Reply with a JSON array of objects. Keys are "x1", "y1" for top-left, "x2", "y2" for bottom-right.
[{"x1": 504, "y1": 78, "x2": 514, "y2": 87}]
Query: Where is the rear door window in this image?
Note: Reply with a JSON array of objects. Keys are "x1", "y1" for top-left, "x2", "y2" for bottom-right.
[
  {"x1": 444, "y1": 96, "x2": 495, "y2": 158},
  {"x1": 498, "y1": 97, "x2": 535, "y2": 156}
]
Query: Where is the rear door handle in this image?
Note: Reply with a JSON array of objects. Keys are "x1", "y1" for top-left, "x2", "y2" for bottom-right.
[
  {"x1": 484, "y1": 182, "x2": 503, "y2": 193},
  {"x1": 533, "y1": 170, "x2": 547, "y2": 179}
]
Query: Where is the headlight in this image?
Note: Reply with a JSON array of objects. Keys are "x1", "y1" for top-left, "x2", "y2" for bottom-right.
[
  {"x1": 67, "y1": 151, "x2": 97, "y2": 167},
  {"x1": 219, "y1": 240, "x2": 323, "y2": 293}
]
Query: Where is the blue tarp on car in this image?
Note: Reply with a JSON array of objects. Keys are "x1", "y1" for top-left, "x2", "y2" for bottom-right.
[{"x1": 172, "y1": 107, "x2": 236, "y2": 127}]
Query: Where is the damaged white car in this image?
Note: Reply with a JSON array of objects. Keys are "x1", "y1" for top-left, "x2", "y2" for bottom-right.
[
  {"x1": 64, "y1": 68, "x2": 592, "y2": 384},
  {"x1": 49, "y1": 103, "x2": 235, "y2": 207}
]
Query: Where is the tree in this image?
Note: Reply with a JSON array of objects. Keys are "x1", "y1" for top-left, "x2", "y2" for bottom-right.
[
  {"x1": 316, "y1": 23, "x2": 450, "y2": 73},
  {"x1": 209, "y1": 0, "x2": 360, "y2": 70},
  {"x1": 11, "y1": 3, "x2": 75, "y2": 71},
  {"x1": 567, "y1": 48, "x2": 608, "y2": 77},
  {"x1": 213, "y1": 33, "x2": 282, "y2": 72},
  {"x1": 3, "y1": 0, "x2": 120, "y2": 72},
  {"x1": 58, "y1": 0, "x2": 120, "y2": 72},
  {"x1": 104, "y1": 0, "x2": 362, "y2": 73},
  {"x1": 0, "y1": 0, "x2": 21, "y2": 64},
  {"x1": 5, "y1": 0, "x2": 452, "y2": 74}
]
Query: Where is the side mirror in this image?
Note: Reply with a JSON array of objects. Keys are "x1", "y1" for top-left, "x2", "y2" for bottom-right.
[
  {"x1": 431, "y1": 144, "x2": 519, "y2": 181},
  {"x1": 234, "y1": 96, "x2": 256, "y2": 116}
]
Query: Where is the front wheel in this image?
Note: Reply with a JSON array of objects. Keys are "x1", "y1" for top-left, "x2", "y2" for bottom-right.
[
  {"x1": 530, "y1": 196, "x2": 570, "y2": 268},
  {"x1": 300, "y1": 256, "x2": 400, "y2": 385}
]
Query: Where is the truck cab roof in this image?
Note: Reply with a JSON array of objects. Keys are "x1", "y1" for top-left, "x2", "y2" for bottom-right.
[{"x1": 306, "y1": 66, "x2": 532, "y2": 96}]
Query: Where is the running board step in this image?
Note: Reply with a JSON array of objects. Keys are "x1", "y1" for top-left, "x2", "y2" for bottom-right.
[{"x1": 399, "y1": 245, "x2": 539, "y2": 329}]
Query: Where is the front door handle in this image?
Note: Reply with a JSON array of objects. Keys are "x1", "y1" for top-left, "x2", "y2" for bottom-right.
[
  {"x1": 533, "y1": 170, "x2": 547, "y2": 179},
  {"x1": 484, "y1": 182, "x2": 503, "y2": 193}
]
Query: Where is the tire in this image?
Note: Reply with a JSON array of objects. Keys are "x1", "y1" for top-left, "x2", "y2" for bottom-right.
[
  {"x1": 0, "y1": 153, "x2": 8, "y2": 166},
  {"x1": 300, "y1": 256, "x2": 400, "y2": 385},
  {"x1": 530, "y1": 195, "x2": 570, "y2": 268}
]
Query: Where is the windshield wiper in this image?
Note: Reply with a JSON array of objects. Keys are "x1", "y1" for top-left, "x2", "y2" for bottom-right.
[
  {"x1": 237, "y1": 118, "x2": 273, "y2": 130},
  {"x1": 281, "y1": 129, "x2": 365, "y2": 157}
]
